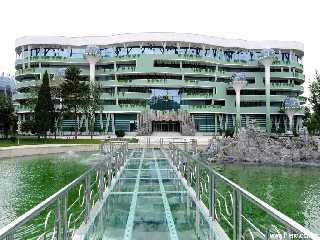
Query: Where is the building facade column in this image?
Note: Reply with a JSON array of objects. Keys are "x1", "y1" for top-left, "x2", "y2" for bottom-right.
[
  {"x1": 84, "y1": 45, "x2": 101, "y2": 83},
  {"x1": 232, "y1": 73, "x2": 247, "y2": 134},
  {"x1": 28, "y1": 45, "x2": 31, "y2": 68},
  {"x1": 22, "y1": 46, "x2": 25, "y2": 69},
  {"x1": 259, "y1": 49, "x2": 275, "y2": 133},
  {"x1": 111, "y1": 113, "x2": 115, "y2": 134},
  {"x1": 214, "y1": 114, "x2": 217, "y2": 135}
]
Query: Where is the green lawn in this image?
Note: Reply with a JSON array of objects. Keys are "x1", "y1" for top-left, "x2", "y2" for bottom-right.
[{"x1": 0, "y1": 137, "x2": 138, "y2": 147}]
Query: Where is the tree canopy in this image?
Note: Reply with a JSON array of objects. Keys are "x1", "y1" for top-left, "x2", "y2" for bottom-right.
[
  {"x1": 307, "y1": 71, "x2": 320, "y2": 134},
  {"x1": 0, "y1": 94, "x2": 16, "y2": 138}
]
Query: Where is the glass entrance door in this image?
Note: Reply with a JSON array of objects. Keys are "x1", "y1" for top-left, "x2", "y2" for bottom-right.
[{"x1": 152, "y1": 121, "x2": 180, "y2": 132}]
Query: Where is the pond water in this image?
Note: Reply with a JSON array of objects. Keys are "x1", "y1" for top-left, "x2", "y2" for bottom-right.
[
  {"x1": 213, "y1": 163, "x2": 320, "y2": 234},
  {"x1": 0, "y1": 151, "x2": 95, "y2": 228}
]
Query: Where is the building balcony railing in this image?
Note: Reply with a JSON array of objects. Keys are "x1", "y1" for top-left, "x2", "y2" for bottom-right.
[
  {"x1": 15, "y1": 105, "x2": 33, "y2": 112},
  {"x1": 13, "y1": 92, "x2": 32, "y2": 100},
  {"x1": 240, "y1": 95, "x2": 285, "y2": 102},
  {"x1": 180, "y1": 104, "x2": 225, "y2": 113},
  {"x1": 271, "y1": 72, "x2": 305, "y2": 80},
  {"x1": 101, "y1": 92, "x2": 151, "y2": 100},
  {"x1": 271, "y1": 83, "x2": 304, "y2": 92},
  {"x1": 103, "y1": 104, "x2": 148, "y2": 112},
  {"x1": 181, "y1": 93, "x2": 213, "y2": 99}
]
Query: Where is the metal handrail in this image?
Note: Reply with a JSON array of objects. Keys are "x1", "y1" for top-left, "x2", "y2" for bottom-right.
[
  {"x1": 0, "y1": 168, "x2": 93, "y2": 239},
  {"x1": 0, "y1": 142, "x2": 128, "y2": 240},
  {"x1": 168, "y1": 143, "x2": 320, "y2": 240}
]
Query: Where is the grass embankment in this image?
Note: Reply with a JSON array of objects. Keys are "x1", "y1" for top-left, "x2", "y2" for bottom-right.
[{"x1": 0, "y1": 137, "x2": 138, "y2": 147}]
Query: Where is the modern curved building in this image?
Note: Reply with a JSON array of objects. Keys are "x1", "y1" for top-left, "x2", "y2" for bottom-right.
[{"x1": 14, "y1": 32, "x2": 305, "y2": 135}]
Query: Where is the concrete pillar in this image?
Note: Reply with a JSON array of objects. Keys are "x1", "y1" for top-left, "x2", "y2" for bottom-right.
[
  {"x1": 99, "y1": 113, "x2": 103, "y2": 131},
  {"x1": 232, "y1": 73, "x2": 247, "y2": 133},
  {"x1": 261, "y1": 59, "x2": 273, "y2": 133},
  {"x1": 214, "y1": 114, "x2": 217, "y2": 135},
  {"x1": 219, "y1": 114, "x2": 223, "y2": 132},
  {"x1": 67, "y1": 46, "x2": 71, "y2": 57},
  {"x1": 22, "y1": 46, "x2": 25, "y2": 69},
  {"x1": 114, "y1": 74, "x2": 119, "y2": 105},
  {"x1": 111, "y1": 113, "x2": 115, "y2": 134},
  {"x1": 105, "y1": 114, "x2": 110, "y2": 133},
  {"x1": 84, "y1": 46, "x2": 101, "y2": 83},
  {"x1": 89, "y1": 62, "x2": 96, "y2": 82},
  {"x1": 28, "y1": 45, "x2": 31, "y2": 68},
  {"x1": 225, "y1": 114, "x2": 228, "y2": 130},
  {"x1": 284, "y1": 116, "x2": 288, "y2": 132}
]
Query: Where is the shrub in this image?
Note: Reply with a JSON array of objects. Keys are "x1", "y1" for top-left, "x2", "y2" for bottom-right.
[
  {"x1": 21, "y1": 120, "x2": 35, "y2": 134},
  {"x1": 225, "y1": 128, "x2": 234, "y2": 138},
  {"x1": 115, "y1": 129, "x2": 125, "y2": 138},
  {"x1": 9, "y1": 136, "x2": 16, "y2": 142}
]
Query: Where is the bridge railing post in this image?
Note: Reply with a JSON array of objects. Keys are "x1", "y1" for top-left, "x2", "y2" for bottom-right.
[
  {"x1": 233, "y1": 189, "x2": 242, "y2": 240},
  {"x1": 99, "y1": 169, "x2": 104, "y2": 201},
  {"x1": 4, "y1": 233, "x2": 14, "y2": 240},
  {"x1": 55, "y1": 197, "x2": 62, "y2": 240},
  {"x1": 62, "y1": 193, "x2": 68, "y2": 239},
  {"x1": 85, "y1": 175, "x2": 91, "y2": 223},
  {"x1": 209, "y1": 173, "x2": 216, "y2": 220},
  {"x1": 196, "y1": 161, "x2": 200, "y2": 237}
]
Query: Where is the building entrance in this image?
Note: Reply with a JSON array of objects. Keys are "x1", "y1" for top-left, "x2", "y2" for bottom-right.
[{"x1": 152, "y1": 121, "x2": 180, "y2": 132}]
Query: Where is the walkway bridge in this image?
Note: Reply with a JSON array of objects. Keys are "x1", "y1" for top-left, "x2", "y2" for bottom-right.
[{"x1": 0, "y1": 141, "x2": 319, "y2": 240}]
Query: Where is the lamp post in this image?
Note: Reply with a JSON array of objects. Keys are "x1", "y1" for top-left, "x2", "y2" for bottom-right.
[
  {"x1": 232, "y1": 73, "x2": 247, "y2": 134},
  {"x1": 283, "y1": 97, "x2": 302, "y2": 135},
  {"x1": 259, "y1": 49, "x2": 275, "y2": 133}
]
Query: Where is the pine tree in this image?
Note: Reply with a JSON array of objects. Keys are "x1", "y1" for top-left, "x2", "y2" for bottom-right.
[
  {"x1": 60, "y1": 66, "x2": 90, "y2": 139},
  {"x1": 34, "y1": 71, "x2": 54, "y2": 138}
]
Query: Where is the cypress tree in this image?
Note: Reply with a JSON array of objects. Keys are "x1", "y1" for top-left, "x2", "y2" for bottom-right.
[{"x1": 34, "y1": 71, "x2": 54, "y2": 138}]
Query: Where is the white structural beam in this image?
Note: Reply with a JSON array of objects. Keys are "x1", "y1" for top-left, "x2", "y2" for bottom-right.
[
  {"x1": 15, "y1": 33, "x2": 304, "y2": 53},
  {"x1": 123, "y1": 150, "x2": 144, "y2": 240},
  {"x1": 154, "y1": 151, "x2": 179, "y2": 240}
]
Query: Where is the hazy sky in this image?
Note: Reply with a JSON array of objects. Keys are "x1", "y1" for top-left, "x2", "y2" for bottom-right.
[{"x1": 2, "y1": 0, "x2": 320, "y2": 96}]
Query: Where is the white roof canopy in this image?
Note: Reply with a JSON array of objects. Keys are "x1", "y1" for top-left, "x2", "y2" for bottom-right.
[{"x1": 15, "y1": 32, "x2": 304, "y2": 54}]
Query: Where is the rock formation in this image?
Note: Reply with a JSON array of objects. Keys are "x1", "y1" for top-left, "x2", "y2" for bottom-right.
[{"x1": 206, "y1": 121, "x2": 320, "y2": 166}]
